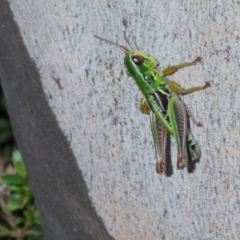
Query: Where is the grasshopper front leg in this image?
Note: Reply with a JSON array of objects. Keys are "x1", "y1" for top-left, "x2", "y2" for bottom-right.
[
  {"x1": 168, "y1": 80, "x2": 210, "y2": 95},
  {"x1": 162, "y1": 57, "x2": 202, "y2": 77},
  {"x1": 162, "y1": 56, "x2": 210, "y2": 96}
]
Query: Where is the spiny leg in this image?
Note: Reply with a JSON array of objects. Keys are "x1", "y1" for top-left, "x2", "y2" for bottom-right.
[
  {"x1": 162, "y1": 57, "x2": 202, "y2": 77},
  {"x1": 168, "y1": 81, "x2": 210, "y2": 95},
  {"x1": 185, "y1": 104, "x2": 202, "y2": 127}
]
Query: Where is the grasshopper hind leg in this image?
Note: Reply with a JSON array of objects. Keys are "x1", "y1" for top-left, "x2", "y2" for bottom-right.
[
  {"x1": 168, "y1": 95, "x2": 189, "y2": 170},
  {"x1": 141, "y1": 98, "x2": 172, "y2": 175},
  {"x1": 148, "y1": 108, "x2": 173, "y2": 176}
]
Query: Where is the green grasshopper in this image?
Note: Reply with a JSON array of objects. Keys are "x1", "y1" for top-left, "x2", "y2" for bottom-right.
[{"x1": 94, "y1": 34, "x2": 210, "y2": 174}]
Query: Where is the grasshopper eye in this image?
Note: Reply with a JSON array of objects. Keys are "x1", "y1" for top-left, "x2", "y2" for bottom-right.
[{"x1": 132, "y1": 55, "x2": 146, "y2": 65}]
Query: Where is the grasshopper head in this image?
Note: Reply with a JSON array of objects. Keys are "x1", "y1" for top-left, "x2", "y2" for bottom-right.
[
  {"x1": 125, "y1": 50, "x2": 158, "y2": 76},
  {"x1": 94, "y1": 35, "x2": 158, "y2": 77}
]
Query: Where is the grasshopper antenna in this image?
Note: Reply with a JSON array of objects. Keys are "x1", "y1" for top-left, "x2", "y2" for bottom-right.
[
  {"x1": 123, "y1": 31, "x2": 134, "y2": 49},
  {"x1": 94, "y1": 35, "x2": 128, "y2": 52},
  {"x1": 123, "y1": 31, "x2": 139, "y2": 50}
]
